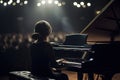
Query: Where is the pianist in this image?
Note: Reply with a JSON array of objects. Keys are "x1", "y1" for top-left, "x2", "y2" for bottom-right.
[{"x1": 30, "y1": 20, "x2": 68, "y2": 80}]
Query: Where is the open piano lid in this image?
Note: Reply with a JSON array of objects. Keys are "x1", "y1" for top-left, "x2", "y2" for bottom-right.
[{"x1": 81, "y1": 0, "x2": 120, "y2": 43}]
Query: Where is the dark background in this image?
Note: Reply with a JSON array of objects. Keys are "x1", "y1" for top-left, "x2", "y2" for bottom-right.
[{"x1": 0, "y1": 0, "x2": 110, "y2": 33}]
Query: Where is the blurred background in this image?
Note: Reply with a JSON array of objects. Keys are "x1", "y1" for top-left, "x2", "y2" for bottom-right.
[
  {"x1": 1, "y1": 0, "x2": 120, "y2": 80},
  {"x1": 0, "y1": 0, "x2": 110, "y2": 34}
]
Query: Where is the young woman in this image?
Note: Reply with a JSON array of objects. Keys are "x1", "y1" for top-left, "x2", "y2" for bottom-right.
[{"x1": 30, "y1": 20, "x2": 68, "y2": 80}]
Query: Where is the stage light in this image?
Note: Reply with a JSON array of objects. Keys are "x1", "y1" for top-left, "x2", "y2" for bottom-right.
[
  {"x1": 82, "y1": 5, "x2": 86, "y2": 8},
  {"x1": 3, "y1": 2, "x2": 7, "y2": 6},
  {"x1": 73, "y1": 2, "x2": 77, "y2": 6},
  {"x1": 0, "y1": 0, "x2": 91, "y2": 8},
  {"x1": 41, "y1": 0, "x2": 45, "y2": 5},
  {"x1": 77, "y1": 4, "x2": 81, "y2": 8},
  {"x1": 24, "y1": 0, "x2": 28, "y2": 4},
  {"x1": 73, "y1": 1, "x2": 91, "y2": 8},
  {"x1": 61, "y1": 1, "x2": 65, "y2": 5},
  {"x1": 80, "y1": 2, "x2": 84, "y2": 5},
  {"x1": 12, "y1": 2, "x2": 16, "y2": 6},
  {"x1": 37, "y1": 3, "x2": 41, "y2": 6},
  {"x1": 48, "y1": 0, "x2": 52, "y2": 4},
  {"x1": 0, "y1": 0, "x2": 3, "y2": 4},
  {"x1": 57, "y1": 3, "x2": 61, "y2": 6},
  {"x1": 20, "y1": 2, "x2": 23, "y2": 6},
  {"x1": 87, "y1": 2, "x2": 91, "y2": 7},
  {"x1": 16, "y1": 0, "x2": 20, "y2": 3},
  {"x1": 54, "y1": 0, "x2": 58, "y2": 4},
  {"x1": 8, "y1": 0, "x2": 13, "y2": 5}
]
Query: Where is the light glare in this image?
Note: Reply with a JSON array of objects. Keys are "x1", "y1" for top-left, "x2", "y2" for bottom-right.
[
  {"x1": 37, "y1": 3, "x2": 41, "y2": 6},
  {"x1": 54, "y1": 0, "x2": 58, "y2": 4},
  {"x1": 61, "y1": 2, "x2": 65, "y2": 5},
  {"x1": 77, "y1": 4, "x2": 81, "y2": 8},
  {"x1": 8, "y1": 0, "x2": 13, "y2": 5},
  {"x1": 20, "y1": 2, "x2": 23, "y2": 6},
  {"x1": 73, "y1": 2, "x2": 77, "y2": 6},
  {"x1": 82, "y1": 5, "x2": 86, "y2": 8},
  {"x1": 41, "y1": 0, "x2": 46, "y2": 5},
  {"x1": 87, "y1": 2, "x2": 91, "y2": 7},
  {"x1": 96, "y1": 10, "x2": 101, "y2": 14},
  {"x1": 80, "y1": 2, "x2": 84, "y2": 5},
  {"x1": 16, "y1": 0, "x2": 20, "y2": 3},
  {"x1": 24, "y1": 0, "x2": 28, "y2": 4},
  {"x1": 3, "y1": 2, "x2": 7, "y2": 6},
  {"x1": 48, "y1": 0, "x2": 52, "y2": 4},
  {"x1": 0, "y1": 0, "x2": 3, "y2": 4},
  {"x1": 12, "y1": 2, "x2": 16, "y2": 6},
  {"x1": 58, "y1": 3, "x2": 61, "y2": 6}
]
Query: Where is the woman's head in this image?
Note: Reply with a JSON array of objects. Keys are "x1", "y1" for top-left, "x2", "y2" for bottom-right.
[{"x1": 32, "y1": 20, "x2": 52, "y2": 40}]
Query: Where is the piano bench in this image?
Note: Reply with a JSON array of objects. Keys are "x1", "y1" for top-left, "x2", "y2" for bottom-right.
[{"x1": 9, "y1": 71, "x2": 55, "y2": 80}]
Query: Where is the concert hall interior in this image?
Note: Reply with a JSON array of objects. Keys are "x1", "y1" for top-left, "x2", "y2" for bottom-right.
[{"x1": 0, "y1": 0, "x2": 120, "y2": 80}]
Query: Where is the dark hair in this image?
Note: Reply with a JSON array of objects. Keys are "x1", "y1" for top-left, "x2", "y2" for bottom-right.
[{"x1": 32, "y1": 20, "x2": 52, "y2": 40}]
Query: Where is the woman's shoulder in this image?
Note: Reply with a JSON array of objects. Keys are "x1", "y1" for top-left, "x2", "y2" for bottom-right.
[
  {"x1": 31, "y1": 41, "x2": 51, "y2": 47},
  {"x1": 43, "y1": 42, "x2": 52, "y2": 47}
]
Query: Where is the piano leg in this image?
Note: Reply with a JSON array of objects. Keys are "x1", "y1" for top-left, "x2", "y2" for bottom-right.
[
  {"x1": 77, "y1": 72, "x2": 94, "y2": 80},
  {"x1": 88, "y1": 73, "x2": 94, "y2": 80},
  {"x1": 103, "y1": 73, "x2": 114, "y2": 80},
  {"x1": 77, "y1": 71, "x2": 83, "y2": 80}
]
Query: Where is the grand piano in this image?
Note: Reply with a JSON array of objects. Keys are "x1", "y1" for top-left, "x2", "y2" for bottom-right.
[
  {"x1": 81, "y1": 0, "x2": 120, "y2": 80},
  {"x1": 54, "y1": 0, "x2": 120, "y2": 80},
  {"x1": 53, "y1": 33, "x2": 93, "y2": 80}
]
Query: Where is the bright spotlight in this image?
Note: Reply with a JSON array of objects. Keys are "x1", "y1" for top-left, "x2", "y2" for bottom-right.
[
  {"x1": 3, "y1": 2, "x2": 7, "y2": 6},
  {"x1": 41, "y1": 0, "x2": 46, "y2": 5},
  {"x1": 48, "y1": 0, "x2": 52, "y2": 4},
  {"x1": 24, "y1": 0, "x2": 28, "y2": 4},
  {"x1": 73, "y1": 2, "x2": 77, "y2": 6},
  {"x1": 54, "y1": 0, "x2": 58, "y2": 4},
  {"x1": 87, "y1": 2, "x2": 91, "y2": 7},
  {"x1": 77, "y1": 4, "x2": 81, "y2": 8},
  {"x1": 16, "y1": 0, "x2": 20, "y2": 4},
  {"x1": 58, "y1": 3, "x2": 62, "y2": 6},
  {"x1": 37, "y1": 3, "x2": 41, "y2": 6},
  {"x1": 80, "y1": 2, "x2": 84, "y2": 5},
  {"x1": 0, "y1": 0, "x2": 3, "y2": 4},
  {"x1": 8, "y1": 0, "x2": 13, "y2": 5}
]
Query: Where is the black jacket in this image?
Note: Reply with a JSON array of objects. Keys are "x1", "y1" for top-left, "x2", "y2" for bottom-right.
[{"x1": 30, "y1": 41, "x2": 58, "y2": 77}]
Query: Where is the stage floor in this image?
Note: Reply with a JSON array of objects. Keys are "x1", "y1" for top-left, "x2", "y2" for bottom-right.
[
  {"x1": 62, "y1": 70, "x2": 120, "y2": 80},
  {"x1": 0, "y1": 70, "x2": 120, "y2": 80}
]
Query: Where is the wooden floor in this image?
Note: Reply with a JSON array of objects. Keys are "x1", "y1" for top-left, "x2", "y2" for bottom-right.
[
  {"x1": 0, "y1": 70, "x2": 120, "y2": 80},
  {"x1": 62, "y1": 70, "x2": 120, "y2": 80}
]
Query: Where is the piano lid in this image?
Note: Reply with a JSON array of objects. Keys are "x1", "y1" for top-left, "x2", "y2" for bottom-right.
[{"x1": 81, "y1": 0, "x2": 120, "y2": 43}]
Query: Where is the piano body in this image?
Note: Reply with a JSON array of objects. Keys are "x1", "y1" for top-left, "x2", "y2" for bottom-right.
[
  {"x1": 80, "y1": 0, "x2": 120, "y2": 80},
  {"x1": 53, "y1": 0, "x2": 120, "y2": 80},
  {"x1": 52, "y1": 34, "x2": 94, "y2": 80},
  {"x1": 53, "y1": 33, "x2": 93, "y2": 67},
  {"x1": 53, "y1": 33, "x2": 91, "y2": 59}
]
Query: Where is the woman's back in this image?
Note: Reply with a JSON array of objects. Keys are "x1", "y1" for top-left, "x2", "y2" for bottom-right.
[{"x1": 31, "y1": 41, "x2": 54, "y2": 76}]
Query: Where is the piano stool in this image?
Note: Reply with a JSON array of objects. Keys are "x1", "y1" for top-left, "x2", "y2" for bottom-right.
[{"x1": 9, "y1": 71, "x2": 55, "y2": 80}]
